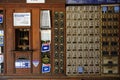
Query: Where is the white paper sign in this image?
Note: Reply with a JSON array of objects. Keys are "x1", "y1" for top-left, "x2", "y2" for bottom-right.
[
  {"x1": 27, "y1": 0, "x2": 45, "y2": 3},
  {"x1": 13, "y1": 13, "x2": 31, "y2": 26},
  {"x1": 0, "y1": 30, "x2": 4, "y2": 47},
  {"x1": 40, "y1": 10, "x2": 51, "y2": 28},
  {"x1": 41, "y1": 30, "x2": 51, "y2": 41},
  {"x1": 0, "y1": 14, "x2": 3, "y2": 23},
  {"x1": 0, "y1": 55, "x2": 4, "y2": 63},
  {"x1": 15, "y1": 60, "x2": 31, "y2": 68}
]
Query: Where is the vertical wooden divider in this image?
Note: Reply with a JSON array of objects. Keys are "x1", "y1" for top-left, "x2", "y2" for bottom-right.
[
  {"x1": 5, "y1": 8, "x2": 14, "y2": 74},
  {"x1": 32, "y1": 8, "x2": 40, "y2": 74}
]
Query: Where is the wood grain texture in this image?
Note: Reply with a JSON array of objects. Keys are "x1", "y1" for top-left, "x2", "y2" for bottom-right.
[
  {"x1": 5, "y1": 8, "x2": 15, "y2": 74},
  {"x1": 31, "y1": 8, "x2": 40, "y2": 74},
  {"x1": 1, "y1": 0, "x2": 65, "y2": 3}
]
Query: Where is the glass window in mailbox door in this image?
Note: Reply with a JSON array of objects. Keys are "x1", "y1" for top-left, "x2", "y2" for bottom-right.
[{"x1": 15, "y1": 29, "x2": 30, "y2": 51}]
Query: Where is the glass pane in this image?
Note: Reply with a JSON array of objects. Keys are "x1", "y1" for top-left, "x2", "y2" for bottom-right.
[{"x1": 15, "y1": 29, "x2": 29, "y2": 50}]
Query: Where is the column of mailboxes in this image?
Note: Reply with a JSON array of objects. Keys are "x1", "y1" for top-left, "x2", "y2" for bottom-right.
[
  {"x1": 101, "y1": 5, "x2": 119, "y2": 75},
  {"x1": 54, "y1": 11, "x2": 65, "y2": 74},
  {"x1": 66, "y1": 6, "x2": 101, "y2": 75}
]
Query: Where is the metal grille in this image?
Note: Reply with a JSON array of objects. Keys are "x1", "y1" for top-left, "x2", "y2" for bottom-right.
[{"x1": 54, "y1": 11, "x2": 65, "y2": 74}]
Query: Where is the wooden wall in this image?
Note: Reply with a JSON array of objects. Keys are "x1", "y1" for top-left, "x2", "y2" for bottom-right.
[{"x1": 0, "y1": 0, "x2": 65, "y2": 3}]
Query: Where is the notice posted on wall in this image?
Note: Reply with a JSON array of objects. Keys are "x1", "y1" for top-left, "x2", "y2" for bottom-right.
[
  {"x1": 42, "y1": 64, "x2": 51, "y2": 73},
  {"x1": 78, "y1": 66, "x2": 84, "y2": 73},
  {"x1": 40, "y1": 10, "x2": 51, "y2": 28},
  {"x1": 15, "y1": 59, "x2": 31, "y2": 68},
  {"x1": 0, "y1": 30, "x2": 4, "y2": 47},
  {"x1": 41, "y1": 30, "x2": 51, "y2": 52},
  {"x1": 26, "y1": 0, "x2": 45, "y2": 3},
  {"x1": 0, "y1": 55, "x2": 4, "y2": 63},
  {"x1": 13, "y1": 13, "x2": 31, "y2": 26},
  {"x1": 0, "y1": 14, "x2": 3, "y2": 23}
]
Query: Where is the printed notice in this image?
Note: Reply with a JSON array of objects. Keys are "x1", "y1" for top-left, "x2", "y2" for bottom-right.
[
  {"x1": 0, "y1": 30, "x2": 4, "y2": 47},
  {"x1": 0, "y1": 55, "x2": 3, "y2": 63},
  {"x1": 13, "y1": 13, "x2": 31, "y2": 26},
  {"x1": 0, "y1": 14, "x2": 3, "y2": 23},
  {"x1": 41, "y1": 30, "x2": 51, "y2": 42},
  {"x1": 15, "y1": 59, "x2": 31, "y2": 68},
  {"x1": 78, "y1": 66, "x2": 83, "y2": 73},
  {"x1": 27, "y1": 0, "x2": 45, "y2": 3},
  {"x1": 41, "y1": 30, "x2": 51, "y2": 52},
  {"x1": 42, "y1": 64, "x2": 51, "y2": 73},
  {"x1": 40, "y1": 10, "x2": 51, "y2": 28}
]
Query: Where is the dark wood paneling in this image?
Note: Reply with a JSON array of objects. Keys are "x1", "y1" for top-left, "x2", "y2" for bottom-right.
[
  {"x1": 46, "y1": 0, "x2": 65, "y2": 3},
  {"x1": 32, "y1": 8, "x2": 40, "y2": 74},
  {"x1": 1, "y1": 0, "x2": 65, "y2": 3},
  {"x1": 6, "y1": 0, "x2": 25, "y2": 3},
  {"x1": 0, "y1": 0, "x2": 6, "y2": 3},
  {"x1": 5, "y1": 8, "x2": 14, "y2": 74}
]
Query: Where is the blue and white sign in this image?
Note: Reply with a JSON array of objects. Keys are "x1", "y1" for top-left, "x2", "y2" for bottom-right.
[
  {"x1": 0, "y1": 55, "x2": 4, "y2": 63},
  {"x1": 13, "y1": 13, "x2": 31, "y2": 26},
  {"x1": 78, "y1": 66, "x2": 83, "y2": 73},
  {"x1": 0, "y1": 14, "x2": 3, "y2": 23},
  {"x1": 15, "y1": 59, "x2": 31, "y2": 68},
  {"x1": 41, "y1": 30, "x2": 51, "y2": 52},
  {"x1": 41, "y1": 44, "x2": 50, "y2": 52},
  {"x1": 0, "y1": 30, "x2": 4, "y2": 47},
  {"x1": 42, "y1": 64, "x2": 51, "y2": 73}
]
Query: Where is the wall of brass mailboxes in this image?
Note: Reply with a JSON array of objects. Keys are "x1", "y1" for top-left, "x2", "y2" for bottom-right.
[{"x1": 0, "y1": 4, "x2": 120, "y2": 77}]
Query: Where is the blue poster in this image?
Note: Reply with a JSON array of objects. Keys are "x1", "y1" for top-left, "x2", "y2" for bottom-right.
[
  {"x1": 0, "y1": 30, "x2": 4, "y2": 46},
  {"x1": 42, "y1": 64, "x2": 51, "y2": 73},
  {"x1": 0, "y1": 14, "x2": 3, "y2": 23},
  {"x1": 41, "y1": 43, "x2": 50, "y2": 52},
  {"x1": 41, "y1": 30, "x2": 51, "y2": 52},
  {"x1": 78, "y1": 66, "x2": 83, "y2": 73},
  {"x1": 15, "y1": 59, "x2": 31, "y2": 68}
]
